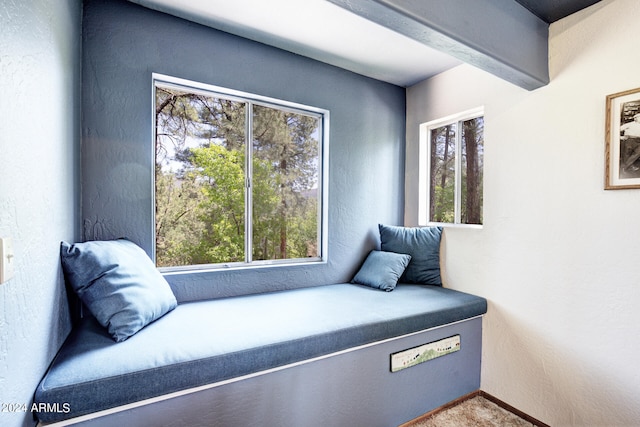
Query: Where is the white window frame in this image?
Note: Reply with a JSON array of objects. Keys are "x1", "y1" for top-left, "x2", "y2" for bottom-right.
[
  {"x1": 152, "y1": 74, "x2": 329, "y2": 272},
  {"x1": 418, "y1": 107, "x2": 484, "y2": 228}
]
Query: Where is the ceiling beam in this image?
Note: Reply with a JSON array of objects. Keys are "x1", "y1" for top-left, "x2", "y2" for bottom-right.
[{"x1": 327, "y1": 0, "x2": 549, "y2": 90}]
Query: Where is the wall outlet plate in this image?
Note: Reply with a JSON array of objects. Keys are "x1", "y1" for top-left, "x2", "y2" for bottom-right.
[{"x1": 0, "y1": 237, "x2": 15, "y2": 284}]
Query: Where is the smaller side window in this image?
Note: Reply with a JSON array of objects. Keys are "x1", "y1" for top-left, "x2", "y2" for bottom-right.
[{"x1": 419, "y1": 109, "x2": 484, "y2": 226}]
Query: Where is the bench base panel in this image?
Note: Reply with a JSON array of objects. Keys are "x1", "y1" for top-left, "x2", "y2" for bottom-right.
[{"x1": 42, "y1": 316, "x2": 482, "y2": 427}]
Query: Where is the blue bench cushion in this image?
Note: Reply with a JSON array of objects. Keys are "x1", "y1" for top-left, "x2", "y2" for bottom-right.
[{"x1": 34, "y1": 283, "x2": 487, "y2": 423}]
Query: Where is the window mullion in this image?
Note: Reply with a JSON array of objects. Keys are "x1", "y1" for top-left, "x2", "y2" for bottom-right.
[
  {"x1": 454, "y1": 120, "x2": 463, "y2": 224},
  {"x1": 418, "y1": 123, "x2": 429, "y2": 225},
  {"x1": 245, "y1": 102, "x2": 253, "y2": 264}
]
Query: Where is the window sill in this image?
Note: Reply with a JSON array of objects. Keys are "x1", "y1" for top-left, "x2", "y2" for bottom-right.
[
  {"x1": 422, "y1": 222, "x2": 483, "y2": 230},
  {"x1": 159, "y1": 257, "x2": 327, "y2": 276}
]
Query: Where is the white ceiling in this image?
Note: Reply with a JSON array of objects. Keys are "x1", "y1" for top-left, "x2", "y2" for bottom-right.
[
  {"x1": 131, "y1": 0, "x2": 600, "y2": 87},
  {"x1": 130, "y1": 0, "x2": 463, "y2": 87}
]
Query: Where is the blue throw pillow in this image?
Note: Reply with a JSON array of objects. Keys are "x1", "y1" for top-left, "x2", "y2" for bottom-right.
[
  {"x1": 378, "y1": 224, "x2": 443, "y2": 286},
  {"x1": 60, "y1": 239, "x2": 178, "y2": 342},
  {"x1": 351, "y1": 250, "x2": 412, "y2": 292}
]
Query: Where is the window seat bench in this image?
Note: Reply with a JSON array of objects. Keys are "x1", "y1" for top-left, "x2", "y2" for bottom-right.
[{"x1": 34, "y1": 283, "x2": 487, "y2": 426}]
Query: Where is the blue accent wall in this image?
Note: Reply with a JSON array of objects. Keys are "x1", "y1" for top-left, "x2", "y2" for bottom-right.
[{"x1": 82, "y1": 0, "x2": 406, "y2": 301}]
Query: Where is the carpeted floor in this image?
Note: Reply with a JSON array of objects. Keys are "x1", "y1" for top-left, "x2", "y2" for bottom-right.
[{"x1": 409, "y1": 396, "x2": 535, "y2": 427}]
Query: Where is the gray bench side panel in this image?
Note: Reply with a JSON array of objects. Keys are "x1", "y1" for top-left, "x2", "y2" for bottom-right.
[{"x1": 65, "y1": 317, "x2": 482, "y2": 427}]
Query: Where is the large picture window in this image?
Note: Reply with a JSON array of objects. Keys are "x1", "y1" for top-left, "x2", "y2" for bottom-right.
[
  {"x1": 153, "y1": 75, "x2": 328, "y2": 269},
  {"x1": 419, "y1": 108, "x2": 484, "y2": 226}
]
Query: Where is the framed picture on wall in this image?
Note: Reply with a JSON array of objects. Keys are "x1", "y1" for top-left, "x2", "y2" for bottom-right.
[{"x1": 605, "y1": 87, "x2": 640, "y2": 189}]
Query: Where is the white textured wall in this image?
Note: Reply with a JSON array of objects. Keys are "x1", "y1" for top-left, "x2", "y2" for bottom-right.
[
  {"x1": 0, "y1": 1, "x2": 80, "y2": 426},
  {"x1": 406, "y1": 0, "x2": 640, "y2": 425}
]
